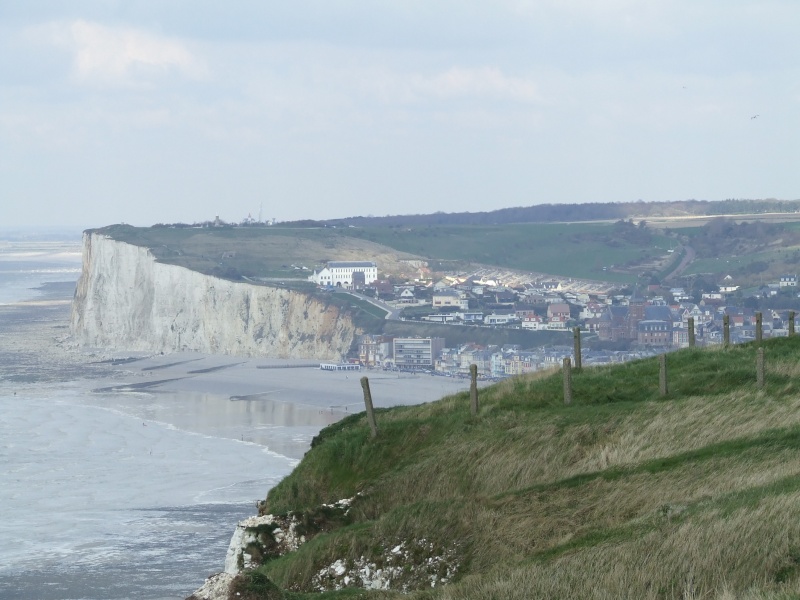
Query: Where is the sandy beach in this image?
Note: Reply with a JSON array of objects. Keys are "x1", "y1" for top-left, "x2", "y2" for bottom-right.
[
  {"x1": 1, "y1": 294, "x2": 473, "y2": 412},
  {"x1": 1, "y1": 297, "x2": 474, "y2": 466}
]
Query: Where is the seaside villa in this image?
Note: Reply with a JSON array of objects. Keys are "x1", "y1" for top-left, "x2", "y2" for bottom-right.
[{"x1": 308, "y1": 261, "x2": 378, "y2": 288}]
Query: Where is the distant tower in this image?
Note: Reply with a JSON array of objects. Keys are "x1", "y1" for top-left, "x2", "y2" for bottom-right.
[
  {"x1": 628, "y1": 287, "x2": 646, "y2": 339},
  {"x1": 258, "y1": 203, "x2": 263, "y2": 223}
]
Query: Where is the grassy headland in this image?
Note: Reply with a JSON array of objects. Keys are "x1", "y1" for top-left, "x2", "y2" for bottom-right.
[
  {"x1": 243, "y1": 336, "x2": 800, "y2": 599},
  {"x1": 90, "y1": 224, "x2": 426, "y2": 282},
  {"x1": 335, "y1": 221, "x2": 675, "y2": 283},
  {"x1": 91, "y1": 221, "x2": 678, "y2": 285},
  {"x1": 91, "y1": 216, "x2": 800, "y2": 289}
]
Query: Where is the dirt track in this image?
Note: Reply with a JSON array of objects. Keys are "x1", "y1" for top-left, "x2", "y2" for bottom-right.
[{"x1": 662, "y1": 245, "x2": 696, "y2": 282}]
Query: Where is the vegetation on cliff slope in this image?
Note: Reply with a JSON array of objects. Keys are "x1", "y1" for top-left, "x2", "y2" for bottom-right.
[
  {"x1": 93, "y1": 210, "x2": 800, "y2": 289},
  {"x1": 241, "y1": 336, "x2": 800, "y2": 599}
]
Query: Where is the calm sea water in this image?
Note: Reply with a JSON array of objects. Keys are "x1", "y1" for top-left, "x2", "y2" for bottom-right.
[
  {"x1": 0, "y1": 232, "x2": 300, "y2": 599},
  {"x1": 0, "y1": 231, "x2": 471, "y2": 599},
  {"x1": 0, "y1": 233, "x2": 83, "y2": 306}
]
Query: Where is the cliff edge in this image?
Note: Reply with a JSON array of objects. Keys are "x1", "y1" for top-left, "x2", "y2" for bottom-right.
[{"x1": 70, "y1": 232, "x2": 357, "y2": 359}]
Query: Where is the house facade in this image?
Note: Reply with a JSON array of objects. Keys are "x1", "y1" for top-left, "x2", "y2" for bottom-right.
[
  {"x1": 393, "y1": 337, "x2": 446, "y2": 369},
  {"x1": 637, "y1": 320, "x2": 672, "y2": 346},
  {"x1": 309, "y1": 261, "x2": 378, "y2": 288},
  {"x1": 432, "y1": 289, "x2": 469, "y2": 311}
]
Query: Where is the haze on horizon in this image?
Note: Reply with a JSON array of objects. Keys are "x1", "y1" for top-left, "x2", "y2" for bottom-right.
[{"x1": 1, "y1": 1, "x2": 798, "y2": 230}]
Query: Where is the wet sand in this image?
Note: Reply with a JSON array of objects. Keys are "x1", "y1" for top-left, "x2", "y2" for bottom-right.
[
  {"x1": 1, "y1": 297, "x2": 474, "y2": 458},
  {"x1": 96, "y1": 352, "x2": 471, "y2": 410}
]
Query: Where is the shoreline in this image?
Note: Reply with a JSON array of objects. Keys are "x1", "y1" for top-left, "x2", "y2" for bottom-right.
[
  {"x1": 0, "y1": 295, "x2": 474, "y2": 599},
  {"x1": 1, "y1": 296, "x2": 473, "y2": 412}
]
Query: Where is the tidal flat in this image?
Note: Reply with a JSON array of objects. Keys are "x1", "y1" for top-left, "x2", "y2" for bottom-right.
[{"x1": 0, "y1": 295, "x2": 472, "y2": 600}]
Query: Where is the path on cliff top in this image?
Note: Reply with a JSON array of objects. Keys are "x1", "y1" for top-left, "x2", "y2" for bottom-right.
[{"x1": 663, "y1": 244, "x2": 696, "y2": 283}]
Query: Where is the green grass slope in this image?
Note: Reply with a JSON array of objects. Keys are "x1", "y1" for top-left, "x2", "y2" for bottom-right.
[
  {"x1": 245, "y1": 337, "x2": 800, "y2": 599},
  {"x1": 95, "y1": 222, "x2": 678, "y2": 286},
  {"x1": 336, "y1": 222, "x2": 675, "y2": 283},
  {"x1": 91, "y1": 224, "x2": 424, "y2": 282}
]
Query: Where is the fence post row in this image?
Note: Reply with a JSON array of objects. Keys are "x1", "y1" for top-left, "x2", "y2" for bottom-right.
[
  {"x1": 469, "y1": 364, "x2": 479, "y2": 416},
  {"x1": 659, "y1": 354, "x2": 668, "y2": 396},
  {"x1": 562, "y1": 357, "x2": 572, "y2": 405},
  {"x1": 360, "y1": 376, "x2": 379, "y2": 438},
  {"x1": 756, "y1": 312, "x2": 763, "y2": 346},
  {"x1": 573, "y1": 327, "x2": 582, "y2": 371},
  {"x1": 723, "y1": 314, "x2": 730, "y2": 348},
  {"x1": 362, "y1": 310, "x2": 789, "y2": 427}
]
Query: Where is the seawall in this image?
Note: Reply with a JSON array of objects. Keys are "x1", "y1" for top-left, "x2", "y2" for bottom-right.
[{"x1": 70, "y1": 232, "x2": 357, "y2": 359}]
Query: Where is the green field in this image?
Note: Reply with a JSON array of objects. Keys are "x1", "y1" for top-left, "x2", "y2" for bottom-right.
[
  {"x1": 232, "y1": 336, "x2": 800, "y2": 599},
  {"x1": 92, "y1": 224, "x2": 423, "y2": 283},
  {"x1": 98, "y1": 216, "x2": 800, "y2": 289},
  {"x1": 337, "y1": 222, "x2": 675, "y2": 283},
  {"x1": 96, "y1": 222, "x2": 679, "y2": 285}
]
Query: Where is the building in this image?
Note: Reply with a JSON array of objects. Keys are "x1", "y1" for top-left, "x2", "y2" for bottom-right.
[
  {"x1": 358, "y1": 334, "x2": 394, "y2": 367},
  {"x1": 484, "y1": 312, "x2": 517, "y2": 326},
  {"x1": 521, "y1": 314, "x2": 545, "y2": 330},
  {"x1": 637, "y1": 320, "x2": 672, "y2": 346},
  {"x1": 598, "y1": 306, "x2": 630, "y2": 341},
  {"x1": 308, "y1": 261, "x2": 378, "y2": 288},
  {"x1": 547, "y1": 303, "x2": 571, "y2": 320},
  {"x1": 319, "y1": 363, "x2": 361, "y2": 371},
  {"x1": 627, "y1": 293, "x2": 646, "y2": 338},
  {"x1": 393, "y1": 337, "x2": 446, "y2": 369},
  {"x1": 432, "y1": 289, "x2": 469, "y2": 311},
  {"x1": 462, "y1": 312, "x2": 484, "y2": 324}
]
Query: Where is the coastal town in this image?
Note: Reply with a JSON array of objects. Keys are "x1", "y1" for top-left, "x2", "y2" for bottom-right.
[{"x1": 308, "y1": 259, "x2": 800, "y2": 379}]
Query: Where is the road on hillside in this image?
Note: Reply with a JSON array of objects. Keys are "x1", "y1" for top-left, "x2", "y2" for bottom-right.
[
  {"x1": 338, "y1": 291, "x2": 401, "y2": 320},
  {"x1": 663, "y1": 244, "x2": 696, "y2": 282}
]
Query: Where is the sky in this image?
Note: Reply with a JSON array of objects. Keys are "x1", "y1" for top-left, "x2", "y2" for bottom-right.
[{"x1": 1, "y1": 1, "x2": 799, "y2": 229}]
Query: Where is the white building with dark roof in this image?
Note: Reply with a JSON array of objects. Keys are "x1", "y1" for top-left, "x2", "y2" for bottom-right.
[{"x1": 309, "y1": 261, "x2": 378, "y2": 288}]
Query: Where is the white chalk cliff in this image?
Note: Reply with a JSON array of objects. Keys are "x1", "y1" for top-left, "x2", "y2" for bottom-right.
[{"x1": 71, "y1": 232, "x2": 357, "y2": 359}]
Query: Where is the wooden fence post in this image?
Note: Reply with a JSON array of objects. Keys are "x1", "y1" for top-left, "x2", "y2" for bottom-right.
[
  {"x1": 757, "y1": 347, "x2": 765, "y2": 389},
  {"x1": 688, "y1": 317, "x2": 695, "y2": 348},
  {"x1": 790, "y1": 311, "x2": 795, "y2": 337},
  {"x1": 469, "y1": 364, "x2": 479, "y2": 417},
  {"x1": 659, "y1": 354, "x2": 668, "y2": 396},
  {"x1": 360, "y1": 376, "x2": 379, "y2": 438},
  {"x1": 724, "y1": 314, "x2": 730, "y2": 348},
  {"x1": 563, "y1": 357, "x2": 572, "y2": 405},
  {"x1": 573, "y1": 327, "x2": 582, "y2": 371},
  {"x1": 756, "y1": 312, "x2": 763, "y2": 345}
]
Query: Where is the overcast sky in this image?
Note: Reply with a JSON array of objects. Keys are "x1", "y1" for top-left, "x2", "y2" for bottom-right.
[{"x1": 2, "y1": 1, "x2": 798, "y2": 228}]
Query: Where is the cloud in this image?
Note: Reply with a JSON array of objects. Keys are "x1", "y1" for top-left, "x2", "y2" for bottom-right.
[
  {"x1": 30, "y1": 19, "x2": 205, "y2": 86},
  {"x1": 421, "y1": 67, "x2": 541, "y2": 103},
  {"x1": 344, "y1": 64, "x2": 543, "y2": 106}
]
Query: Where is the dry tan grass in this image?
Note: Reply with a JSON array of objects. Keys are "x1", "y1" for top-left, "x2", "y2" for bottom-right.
[
  {"x1": 432, "y1": 491, "x2": 800, "y2": 599},
  {"x1": 372, "y1": 386, "x2": 800, "y2": 511}
]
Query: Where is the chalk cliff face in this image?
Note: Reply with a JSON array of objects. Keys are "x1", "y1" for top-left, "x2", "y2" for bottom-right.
[{"x1": 71, "y1": 233, "x2": 357, "y2": 359}]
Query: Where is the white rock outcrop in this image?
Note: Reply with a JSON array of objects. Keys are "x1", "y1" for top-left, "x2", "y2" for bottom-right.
[
  {"x1": 71, "y1": 232, "x2": 357, "y2": 359},
  {"x1": 187, "y1": 573, "x2": 234, "y2": 600}
]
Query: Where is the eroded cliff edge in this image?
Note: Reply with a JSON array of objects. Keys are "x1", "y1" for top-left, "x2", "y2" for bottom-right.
[{"x1": 70, "y1": 232, "x2": 357, "y2": 359}]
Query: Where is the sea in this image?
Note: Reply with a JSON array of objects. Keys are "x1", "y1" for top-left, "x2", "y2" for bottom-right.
[{"x1": 0, "y1": 231, "x2": 301, "y2": 599}]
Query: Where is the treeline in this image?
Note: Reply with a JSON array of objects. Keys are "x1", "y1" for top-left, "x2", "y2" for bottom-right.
[
  {"x1": 690, "y1": 217, "x2": 800, "y2": 260},
  {"x1": 294, "y1": 199, "x2": 800, "y2": 228}
]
